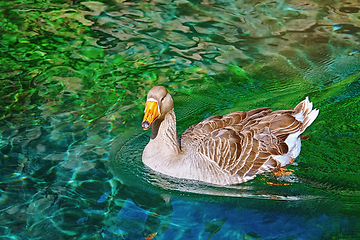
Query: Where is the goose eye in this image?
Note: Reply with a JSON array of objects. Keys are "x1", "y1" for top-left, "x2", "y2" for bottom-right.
[{"x1": 161, "y1": 96, "x2": 165, "y2": 101}]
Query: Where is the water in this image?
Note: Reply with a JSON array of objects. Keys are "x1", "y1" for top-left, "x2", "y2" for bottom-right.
[{"x1": 1, "y1": 0, "x2": 360, "y2": 239}]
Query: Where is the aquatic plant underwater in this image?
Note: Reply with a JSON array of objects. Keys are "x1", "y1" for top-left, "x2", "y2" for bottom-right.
[{"x1": 1, "y1": 0, "x2": 360, "y2": 239}]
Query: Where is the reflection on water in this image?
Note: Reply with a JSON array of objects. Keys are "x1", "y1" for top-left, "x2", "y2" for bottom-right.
[{"x1": 1, "y1": 0, "x2": 360, "y2": 239}]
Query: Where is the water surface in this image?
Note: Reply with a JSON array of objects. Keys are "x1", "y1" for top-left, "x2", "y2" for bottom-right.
[{"x1": 1, "y1": 0, "x2": 360, "y2": 239}]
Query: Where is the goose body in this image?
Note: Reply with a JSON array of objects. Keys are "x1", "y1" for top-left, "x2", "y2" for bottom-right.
[{"x1": 142, "y1": 86, "x2": 319, "y2": 185}]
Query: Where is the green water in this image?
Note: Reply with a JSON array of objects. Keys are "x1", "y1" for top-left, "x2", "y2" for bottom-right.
[{"x1": 1, "y1": 0, "x2": 360, "y2": 239}]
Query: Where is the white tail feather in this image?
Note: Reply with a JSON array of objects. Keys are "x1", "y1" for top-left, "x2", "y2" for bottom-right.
[
  {"x1": 293, "y1": 96, "x2": 319, "y2": 130},
  {"x1": 275, "y1": 97, "x2": 319, "y2": 166},
  {"x1": 301, "y1": 108, "x2": 319, "y2": 132}
]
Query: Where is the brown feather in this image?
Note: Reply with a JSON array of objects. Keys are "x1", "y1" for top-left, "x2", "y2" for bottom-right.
[{"x1": 182, "y1": 104, "x2": 311, "y2": 180}]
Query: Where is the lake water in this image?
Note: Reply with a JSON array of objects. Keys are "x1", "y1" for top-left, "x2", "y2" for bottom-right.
[{"x1": 1, "y1": 0, "x2": 360, "y2": 239}]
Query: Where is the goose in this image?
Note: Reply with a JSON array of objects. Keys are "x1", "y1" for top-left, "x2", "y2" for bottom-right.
[{"x1": 141, "y1": 86, "x2": 319, "y2": 185}]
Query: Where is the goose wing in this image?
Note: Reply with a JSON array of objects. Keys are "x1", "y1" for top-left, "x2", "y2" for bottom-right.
[{"x1": 181, "y1": 107, "x2": 303, "y2": 180}]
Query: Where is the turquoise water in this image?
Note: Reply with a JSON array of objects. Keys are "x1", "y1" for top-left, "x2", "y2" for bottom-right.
[{"x1": 1, "y1": 0, "x2": 360, "y2": 239}]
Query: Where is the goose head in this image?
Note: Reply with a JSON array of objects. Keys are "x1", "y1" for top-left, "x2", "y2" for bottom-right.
[{"x1": 142, "y1": 86, "x2": 174, "y2": 130}]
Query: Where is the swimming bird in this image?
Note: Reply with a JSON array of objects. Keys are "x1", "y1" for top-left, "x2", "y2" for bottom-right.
[{"x1": 141, "y1": 86, "x2": 319, "y2": 185}]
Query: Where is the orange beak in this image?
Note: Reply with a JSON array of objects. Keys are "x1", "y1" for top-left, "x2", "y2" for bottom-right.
[{"x1": 142, "y1": 101, "x2": 160, "y2": 130}]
